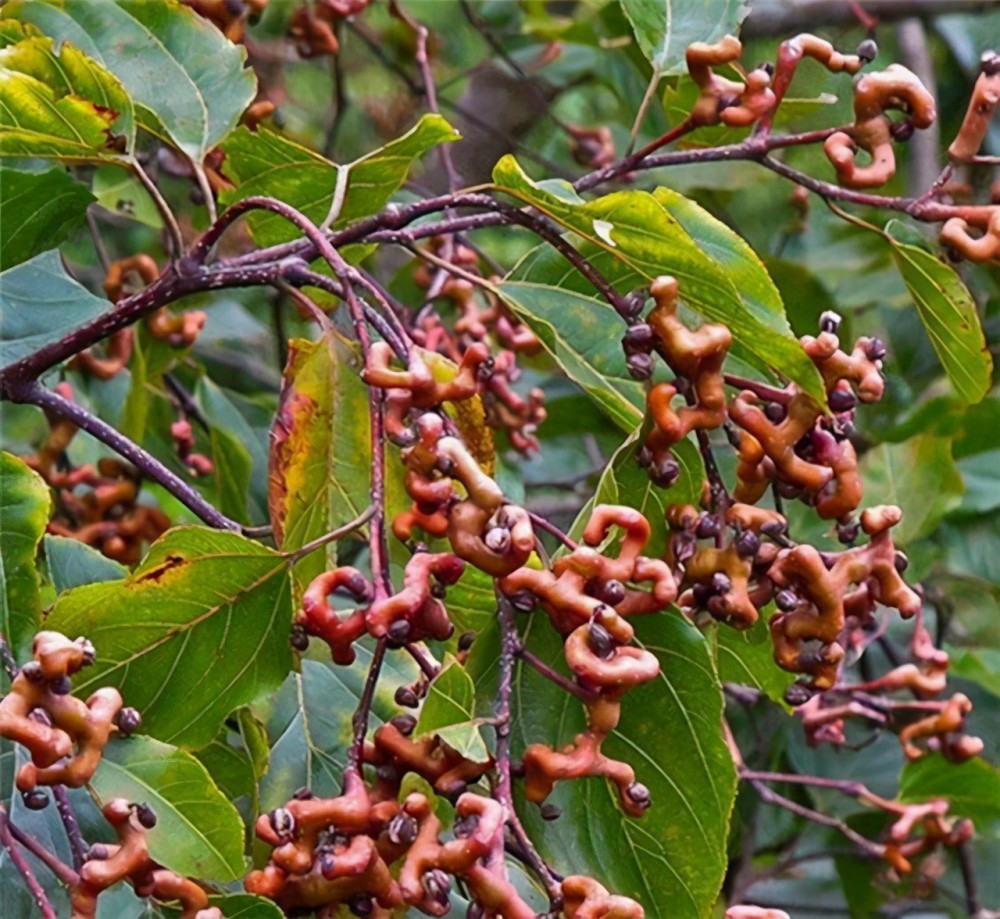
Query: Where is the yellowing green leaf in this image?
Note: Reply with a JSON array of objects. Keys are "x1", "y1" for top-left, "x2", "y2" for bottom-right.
[
  {"x1": 6, "y1": 0, "x2": 255, "y2": 161},
  {"x1": 46, "y1": 527, "x2": 294, "y2": 748},
  {"x1": 269, "y1": 333, "x2": 371, "y2": 585}
]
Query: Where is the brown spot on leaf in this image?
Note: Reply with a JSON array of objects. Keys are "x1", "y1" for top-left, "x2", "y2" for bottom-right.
[{"x1": 136, "y1": 554, "x2": 185, "y2": 585}]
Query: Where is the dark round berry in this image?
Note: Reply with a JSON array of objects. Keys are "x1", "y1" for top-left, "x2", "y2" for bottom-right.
[
  {"x1": 395, "y1": 686, "x2": 419, "y2": 708},
  {"x1": 764, "y1": 401, "x2": 787, "y2": 423},
  {"x1": 710, "y1": 571, "x2": 732, "y2": 595},
  {"x1": 625, "y1": 782, "x2": 652, "y2": 811},
  {"x1": 622, "y1": 323, "x2": 655, "y2": 354},
  {"x1": 388, "y1": 812, "x2": 419, "y2": 846},
  {"x1": 588, "y1": 621, "x2": 615, "y2": 659},
  {"x1": 269, "y1": 806, "x2": 296, "y2": 838},
  {"x1": 650, "y1": 457, "x2": 680, "y2": 488},
  {"x1": 837, "y1": 522, "x2": 860, "y2": 545},
  {"x1": 856, "y1": 38, "x2": 878, "y2": 63},
  {"x1": 819, "y1": 310, "x2": 842, "y2": 334},
  {"x1": 290, "y1": 624, "x2": 310, "y2": 652},
  {"x1": 318, "y1": 851, "x2": 337, "y2": 878},
  {"x1": 117, "y1": 707, "x2": 142, "y2": 737},
  {"x1": 387, "y1": 619, "x2": 412, "y2": 645},
  {"x1": 759, "y1": 60, "x2": 775, "y2": 77},
  {"x1": 891, "y1": 121, "x2": 914, "y2": 142},
  {"x1": 349, "y1": 895, "x2": 375, "y2": 918},
  {"x1": 784, "y1": 682, "x2": 814, "y2": 706},
  {"x1": 391, "y1": 714, "x2": 418, "y2": 736},
  {"x1": 982, "y1": 51, "x2": 1000, "y2": 76},
  {"x1": 735, "y1": 530, "x2": 760, "y2": 559},
  {"x1": 458, "y1": 630, "x2": 477, "y2": 652},
  {"x1": 828, "y1": 388, "x2": 856, "y2": 413},
  {"x1": 22, "y1": 789, "x2": 49, "y2": 810},
  {"x1": 894, "y1": 551, "x2": 909, "y2": 573},
  {"x1": 597, "y1": 579, "x2": 627, "y2": 606},
  {"x1": 509, "y1": 590, "x2": 537, "y2": 613},
  {"x1": 865, "y1": 337, "x2": 887, "y2": 361},
  {"x1": 540, "y1": 803, "x2": 561, "y2": 821},
  {"x1": 636, "y1": 446, "x2": 653, "y2": 468},
  {"x1": 424, "y1": 868, "x2": 451, "y2": 902},
  {"x1": 627, "y1": 352, "x2": 654, "y2": 381},
  {"x1": 20, "y1": 661, "x2": 44, "y2": 683},
  {"x1": 621, "y1": 289, "x2": 648, "y2": 320},
  {"x1": 696, "y1": 514, "x2": 722, "y2": 540},
  {"x1": 454, "y1": 813, "x2": 480, "y2": 838},
  {"x1": 86, "y1": 843, "x2": 110, "y2": 861},
  {"x1": 135, "y1": 803, "x2": 158, "y2": 829},
  {"x1": 775, "y1": 589, "x2": 799, "y2": 612}
]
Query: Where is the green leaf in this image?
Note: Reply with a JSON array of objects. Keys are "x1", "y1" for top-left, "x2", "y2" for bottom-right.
[
  {"x1": 90, "y1": 734, "x2": 245, "y2": 881},
  {"x1": 514, "y1": 612, "x2": 736, "y2": 918},
  {"x1": 201, "y1": 390, "x2": 253, "y2": 527},
  {"x1": 439, "y1": 565, "x2": 497, "y2": 637},
  {"x1": 193, "y1": 721, "x2": 257, "y2": 809},
  {"x1": 620, "y1": 0, "x2": 749, "y2": 75},
  {"x1": 565, "y1": 428, "x2": 703, "y2": 553},
  {"x1": 0, "y1": 248, "x2": 110, "y2": 370},
  {"x1": 0, "y1": 451, "x2": 49, "y2": 659},
  {"x1": 885, "y1": 224, "x2": 992, "y2": 405},
  {"x1": 220, "y1": 114, "x2": 459, "y2": 247},
  {"x1": 415, "y1": 653, "x2": 491, "y2": 763},
  {"x1": 0, "y1": 20, "x2": 133, "y2": 161},
  {"x1": 0, "y1": 167, "x2": 94, "y2": 270},
  {"x1": 859, "y1": 434, "x2": 964, "y2": 545},
  {"x1": 208, "y1": 894, "x2": 285, "y2": 919},
  {"x1": 252, "y1": 652, "x2": 417, "y2": 812},
  {"x1": 497, "y1": 281, "x2": 646, "y2": 432},
  {"x1": 899, "y1": 755, "x2": 1000, "y2": 821},
  {"x1": 90, "y1": 163, "x2": 163, "y2": 227},
  {"x1": 44, "y1": 534, "x2": 125, "y2": 593},
  {"x1": 269, "y1": 333, "x2": 371, "y2": 585},
  {"x1": 6, "y1": 0, "x2": 255, "y2": 162},
  {"x1": 949, "y1": 648, "x2": 1000, "y2": 698},
  {"x1": 45, "y1": 527, "x2": 294, "y2": 748},
  {"x1": 713, "y1": 607, "x2": 794, "y2": 706},
  {"x1": 495, "y1": 156, "x2": 824, "y2": 402}
]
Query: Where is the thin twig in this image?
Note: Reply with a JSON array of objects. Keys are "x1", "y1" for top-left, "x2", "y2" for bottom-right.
[
  {"x1": 9, "y1": 382, "x2": 240, "y2": 531},
  {"x1": 132, "y1": 160, "x2": 184, "y2": 257},
  {"x1": 283, "y1": 506, "x2": 376, "y2": 563},
  {"x1": 494, "y1": 596, "x2": 564, "y2": 907},
  {"x1": 51, "y1": 786, "x2": 88, "y2": 872},
  {"x1": 0, "y1": 809, "x2": 57, "y2": 919},
  {"x1": 5, "y1": 818, "x2": 80, "y2": 887},
  {"x1": 347, "y1": 637, "x2": 388, "y2": 773},
  {"x1": 0, "y1": 634, "x2": 19, "y2": 680}
]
